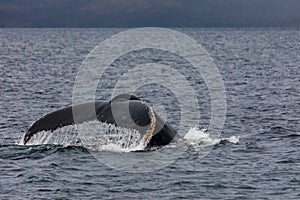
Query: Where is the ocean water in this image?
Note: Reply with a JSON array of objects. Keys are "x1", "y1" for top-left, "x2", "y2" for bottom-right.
[{"x1": 0, "y1": 28, "x2": 299, "y2": 199}]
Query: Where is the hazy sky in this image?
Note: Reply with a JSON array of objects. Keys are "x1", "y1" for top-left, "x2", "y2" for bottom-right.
[{"x1": 0, "y1": 0, "x2": 299, "y2": 27}]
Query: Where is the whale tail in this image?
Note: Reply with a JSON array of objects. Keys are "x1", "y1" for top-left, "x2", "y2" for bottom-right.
[{"x1": 23, "y1": 94, "x2": 178, "y2": 148}]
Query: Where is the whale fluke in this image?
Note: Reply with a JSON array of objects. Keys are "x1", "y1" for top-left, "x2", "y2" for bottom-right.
[{"x1": 23, "y1": 94, "x2": 177, "y2": 148}]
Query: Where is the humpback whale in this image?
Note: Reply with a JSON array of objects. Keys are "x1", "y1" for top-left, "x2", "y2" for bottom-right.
[{"x1": 23, "y1": 94, "x2": 178, "y2": 148}]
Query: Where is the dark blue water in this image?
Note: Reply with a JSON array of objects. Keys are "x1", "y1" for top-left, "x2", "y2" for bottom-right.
[{"x1": 0, "y1": 28, "x2": 299, "y2": 199}]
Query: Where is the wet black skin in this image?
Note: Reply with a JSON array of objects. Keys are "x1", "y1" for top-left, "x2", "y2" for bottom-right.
[{"x1": 23, "y1": 94, "x2": 178, "y2": 148}]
